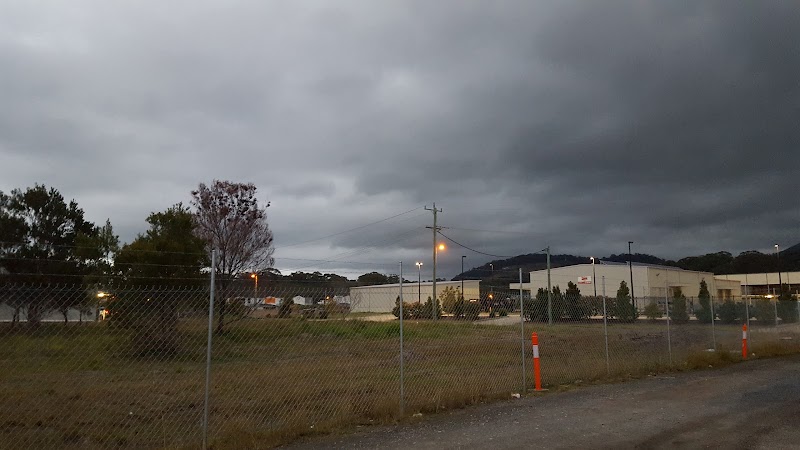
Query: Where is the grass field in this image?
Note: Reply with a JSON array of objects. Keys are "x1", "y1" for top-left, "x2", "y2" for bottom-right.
[{"x1": 1, "y1": 317, "x2": 799, "y2": 449}]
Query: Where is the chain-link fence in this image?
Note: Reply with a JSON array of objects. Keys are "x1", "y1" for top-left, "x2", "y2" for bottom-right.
[{"x1": 3, "y1": 279, "x2": 800, "y2": 448}]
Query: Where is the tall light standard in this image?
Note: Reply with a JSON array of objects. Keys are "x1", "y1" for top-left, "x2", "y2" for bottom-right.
[
  {"x1": 433, "y1": 243, "x2": 445, "y2": 319},
  {"x1": 461, "y1": 255, "x2": 466, "y2": 300},
  {"x1": 250, "y1": 273, "x2": 258, "y2": 302},
  {"x1": 489, "y1": 263, "x2": 494, "y2": 308},
  {"x1": 776, "y1": 244, "x2": 783, "y2": 290},
  {"x1": 590, "y1": 257, "x2": 597, "y2": 298},
  {"x1": 415, "y1": 262, "x2": 423, "y2": 305},
  {"x1": 628, "y1": 241, "x2": 635, "y2": 307}
]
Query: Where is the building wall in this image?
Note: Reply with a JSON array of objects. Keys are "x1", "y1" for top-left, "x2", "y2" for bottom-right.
[
  {"x1": 511, "y1": 264, "x2": 741, "y2": 307},
  {"x1": 717, "y1": 272, "x2": 800, "y2": 297},
  {"x1": 349, "y1": 280, "x2": 481, "y2": 313}
]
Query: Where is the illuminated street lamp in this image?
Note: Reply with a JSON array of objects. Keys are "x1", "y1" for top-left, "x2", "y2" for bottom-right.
[
  {"x1": 250, "y1": 273, "x2": 258, "y2": 303},
  {"x1": 432, "y1": 243, "x2": 445, "y2": 319}
]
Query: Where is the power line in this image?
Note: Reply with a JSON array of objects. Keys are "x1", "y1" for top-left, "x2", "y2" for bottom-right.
[
  {"x1": 440, "y1": 226, "x2": 540, "y2": 236},
  {"x1": 437, "y1": 231, "x2": 515, "y2": 258},
  {"x1": 275, "y1": 206, "x2": 424, "y2": 249}
]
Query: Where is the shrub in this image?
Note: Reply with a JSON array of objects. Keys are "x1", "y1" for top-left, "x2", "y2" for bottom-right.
[
  {"x1": 564, "y1": 282, "x2": 590, "y2": 321},
  {"x1": 643, "y1": 300, "x2": 662, "y2": 322},
  {"x1": 754, "y1": 299, "x2": 776, "y2": 324},
  {"x1": 439, "y1": 287, "x2": 461, "y2": 314},
  {"x1": 615, "y1": 281, "x2": 637, "y2": 323},
  {"x1": 696, "y1": 280, "x2": 713, "y2": 324},
  {"x1": 777, "y1": 286, "x2": 798, "y2": 323},
  {"x1": 669, "y1": 288, "x2": 690, "y2": 324},
  {"x1": 735, "y1": 302, "x2": 751, "y2": 322},
  {"x1": 717, "y1": 299, "x2": 738, "y2": 324},
  {"x1": 420, "y1": 296, "x2": 442, "y2": 320},
  {"x1": 108, "y1": 294, "x2": 179, "y2": 356},
  {"x1": 524, "y1": 288, "x2": 550, "y2": 322},
  {"x1": 278, "y1": 298, "x2": 294, "y2": 318},
  {"x1": 408, "y1": 302, "x2": 424, "y2": 319},
  {"x1": 498, "y1": 308, "x2": 508, "y2": 317},
  {"x1": 391, "y1": 297, "x2": 411, "y2": 320},
  {"x1": 451, "y1": 297, "x2": 466, "y2": 319},
  {"x1": 463, "y1": 302, "x2": 481, "y2": 321}
]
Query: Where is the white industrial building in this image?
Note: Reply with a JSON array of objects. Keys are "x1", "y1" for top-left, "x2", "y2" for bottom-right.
[
  {"x1": 716, "y1": 272, "x2": 800, "y2": 298},
  {"x1": 510, "y1": 263, "x2": 741, "y2": 309},
  {"x1": 349, "y1": 280, "x2": 481, "y2": 313}
]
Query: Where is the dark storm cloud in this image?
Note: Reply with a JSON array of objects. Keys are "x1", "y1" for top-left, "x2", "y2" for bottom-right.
[{"x1": 0, "y1": 1, "x2": 797, "y2": 279}]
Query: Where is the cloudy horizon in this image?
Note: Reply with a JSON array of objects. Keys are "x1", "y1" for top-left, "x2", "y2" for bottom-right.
[{"x1": 1, "y1": 1, "x2": 798, "y2": 280}]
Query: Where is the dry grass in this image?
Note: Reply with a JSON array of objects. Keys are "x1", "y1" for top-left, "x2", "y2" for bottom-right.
[{"x1": 1, "y1": 319, "x2": 799, "y2": 449}]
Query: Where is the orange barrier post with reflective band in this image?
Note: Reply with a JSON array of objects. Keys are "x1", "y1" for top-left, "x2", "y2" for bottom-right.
[
  {"x1": 532, "y1": 332, "x2": 542, "y2": 391},
  {"x1": 742, "y1": 324, "x2": 748, "y2": 360}
]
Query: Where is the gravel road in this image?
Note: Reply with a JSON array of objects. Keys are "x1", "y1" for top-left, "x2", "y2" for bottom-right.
[{"x1": 287, "y1": 355, "x2": 800, "y2": 449}]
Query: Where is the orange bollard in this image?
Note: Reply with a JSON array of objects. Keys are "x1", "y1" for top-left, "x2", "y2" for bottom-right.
[
  {"x1": 742, "y1": 324, "x2": 748, "y2": 360},
  {"x1": 532, "y1": 332, "x2": 542, "y2": 391}
]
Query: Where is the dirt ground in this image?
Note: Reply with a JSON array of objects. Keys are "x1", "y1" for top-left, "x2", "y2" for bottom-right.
[{"x1": 288, "y1": 354, "x2": 800, "y2": 449}]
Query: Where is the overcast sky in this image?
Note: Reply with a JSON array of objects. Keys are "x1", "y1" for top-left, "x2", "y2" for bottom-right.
[{"x1": 1, "y1": 1, "x2": 798, "y2": 279}]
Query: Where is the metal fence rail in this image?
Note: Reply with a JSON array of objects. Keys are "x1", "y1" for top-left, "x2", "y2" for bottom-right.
[{"x1": 2, "y1": 281, "x2": 800, "y2": 448}]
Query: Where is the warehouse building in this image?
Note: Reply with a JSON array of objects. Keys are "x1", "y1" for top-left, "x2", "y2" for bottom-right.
[
  {"x1": 510, "y1": 262, "x2": 741, "y2": 310},
  {"x1": 349, "y1": 280, "x2": 481, "y2": 313},
  {"x1": 716, "y1": 272, "x2": 800, "y2": 298}
]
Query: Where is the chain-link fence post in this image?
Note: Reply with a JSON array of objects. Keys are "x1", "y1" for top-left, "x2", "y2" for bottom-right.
[
  {"x1": 399, "y1": 261, "x2": 405, "y2": 416},
  {"x1": 710, "y1": 296, "x2": 717, "y2": 350},
  {"x1": 202, "y1": 249, "x2": 216, "y2": 449},
  {"x1": 602, "y1": 276, "x2": 609, "y2": 374},
  {"x1": 665, "y1": 279, "x2": 672, "y2": 366},
  {"x1": 519, "y1": 268, "x2": 526, "y2": 395}
]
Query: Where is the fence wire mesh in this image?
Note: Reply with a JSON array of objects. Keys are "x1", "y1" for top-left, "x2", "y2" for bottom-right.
[{"x1": 2, "y1": 279, "x2": 800, "y2": 448}]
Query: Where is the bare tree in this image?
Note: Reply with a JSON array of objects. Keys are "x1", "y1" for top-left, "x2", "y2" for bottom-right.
[{"x1": 191, "y1": 180, "x2": 274, "y2": 333}]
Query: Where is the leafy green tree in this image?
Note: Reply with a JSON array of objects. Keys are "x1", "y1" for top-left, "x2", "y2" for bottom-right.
[
  {"x1": 392, "y1": 296, "x2": 411, "y2": 320},
  {"x1": 564, "y1": 281, "x2": 589, "y2": 321},
  {"x1": 615, "y1": 281, "x2": 637, "y2": 322},
  {"x1": 754, "y1": 299, "x2": 776, "y2": 324},
  {"x1": 776, "y1": 284, "x2": 798, "y2": 323},
  {"x1": 524, "y1": 288, "x2": 549, "y2": 322},
  {"x1": 112, "y1": 204, "x2": 209, "y2": 355},
  {"x1": 191, "y1": 180, "x2": 275, "y2": 334},
  {"x1": 278, "y1": 298, "x2": 294, "y2": 318},
  {"x1": 550, "y1": 285, "x2": 565, "y2": 320},
  {"x1": 696, "y1": 279, "x2": 713, "y2": 324},
  {"x1": 421, "y1": 296, "x2": 441, "y2": 320},
  {"x1": 357, "y1": 272, "x2": 405, "y2": 285},
  {"x1": 717, "y1": 299, "x2": 738, "y2": 324},
  {"x1": 643, "y1": 299, "x2": 662, "y2": 321},
  {"x1": 669, "y1": 287, "x2": 690, "y2": 324},
  {"x1": 0, "y1": 185, "x2": 99, "y2": 326},
  {"x1": 463, "y1": 301, "x2": 481, "y2": 321},
  {"x1": 115, "y1": 204, "x2": 208, "y2": 285},
  {"x1": 439, "y1": 286, "x2": 461, "y2": 315}
]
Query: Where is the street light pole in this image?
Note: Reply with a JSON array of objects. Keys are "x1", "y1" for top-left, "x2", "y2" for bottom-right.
[
  {"x1": 461, "y1": 256, "x2": 466, "y2": 300},
  {"x1": 250, "y1": 273, "x2": 258, "y2": 303},
  {"x1": 591, "y1": 257, "x2": 597, "y2": 298},
  {"x1": 490, "y1": 263, "x2": 494, "y2": 308},
  {"x1": 628, "y1": 241, "x2": 635, "y2": 308},
  {"x1": 433, "y1": 243, "x2": 445, "y2": 319},
  {"x1": 416, "y1": 262, "x2": 423, "y2": 305},
  {"x1": 425, "y1": 204, "x2": 442, "y2": 320},
  {"x1": 776, "y1": 244, "x2": 783, "y2": 290}
]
